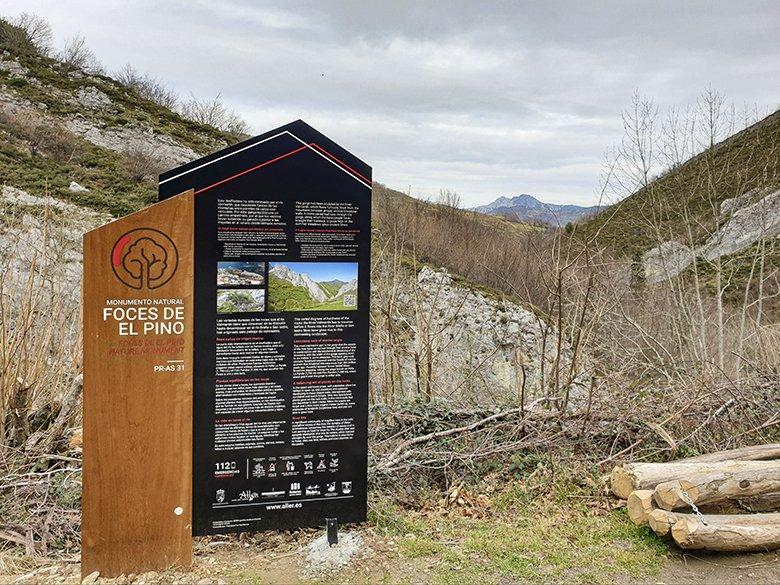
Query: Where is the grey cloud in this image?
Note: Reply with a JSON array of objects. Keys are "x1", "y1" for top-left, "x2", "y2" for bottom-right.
[{"x1": 3, "y1": 0, "x2": 779, "y2": 205}]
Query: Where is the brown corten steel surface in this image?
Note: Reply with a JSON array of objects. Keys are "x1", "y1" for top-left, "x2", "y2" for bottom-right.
[{"x1": 82, "y1": 191, "x2": 194, "y2": 578}]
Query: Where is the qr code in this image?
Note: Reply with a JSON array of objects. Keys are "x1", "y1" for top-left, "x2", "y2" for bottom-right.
[{"x1": 343, "y1": 294, "x2": 357, "y2": 307}]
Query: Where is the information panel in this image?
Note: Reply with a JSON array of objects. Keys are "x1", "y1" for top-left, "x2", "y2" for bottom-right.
[{"x1": 159, "y1": 121, "x2": 371, "y2": 535}]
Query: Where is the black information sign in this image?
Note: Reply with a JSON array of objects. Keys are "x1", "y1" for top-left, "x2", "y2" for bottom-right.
[{"x1": 159, "y1": 121, "x2": 371, "y2": 535}]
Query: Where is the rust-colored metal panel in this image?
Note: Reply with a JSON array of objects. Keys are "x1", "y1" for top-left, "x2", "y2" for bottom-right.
[{"x1": 82, "y1": 191, "x2": 194, "y2": 578}]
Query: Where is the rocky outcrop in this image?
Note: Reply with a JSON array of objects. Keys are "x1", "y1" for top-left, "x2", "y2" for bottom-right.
[
  {"x1": 371, "y1": 266, "x2": 589, "y2": 409},
  {"x1": 642, "y1": 186, "x2": 780, "y2": 282},
  {"x1": 701, "y1": 187, "x2": 780, "y2": 260},
  {"x1": 642, "y1": 241, "x2": 696, "y2": 282},
  {"x1": 70, "y1": 86, "x2": 113, "y2": 110},
  {"x1": 269, "y1": 264, "x2": 329, "y2": 302},
  {"x1": 65, "y1": 116, "x2": 199, "y2": 168},
  {"x1": 0, "y1": 185, "x2": 110, "y2": 296},
  {"x1": 0, "y1": 55, "x2": 29, "y2": 77},
  {"x1": 336, "y1": 278, "x2": 357, "y2": 297}
]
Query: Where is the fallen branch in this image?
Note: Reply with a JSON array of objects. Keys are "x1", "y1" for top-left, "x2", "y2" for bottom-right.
[{"x1": 373, "y1": 398, "x2": 556, "y2": 473}]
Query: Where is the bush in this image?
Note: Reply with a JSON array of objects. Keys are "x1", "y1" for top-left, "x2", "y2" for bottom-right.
[
  {"x1": 58, "y1": 34, "x2": 103, "y2": 75},
  {"x1": 0, "y1": 108, "x2": 85, "y2": 163},
  {"x1": 0, "y1": 13, "x2": 52, "y2": 56},
  {"x1": 114, "y1": 62, "x2": 178, "y2": 109},
  {"x1": 121, "y1": 146, "x2": 164, "y2": 183},
  {"x1": 178, "y1": 92, "x2": 249, "y2": 136}
]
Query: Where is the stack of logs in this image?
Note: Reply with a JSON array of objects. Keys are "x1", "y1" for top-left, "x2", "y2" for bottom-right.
[{"x1": 610, "y1": 443, "x2": 780, "y2": 552}]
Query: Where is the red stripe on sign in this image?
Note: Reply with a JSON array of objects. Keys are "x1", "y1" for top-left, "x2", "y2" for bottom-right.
[
  {"x1": 194, "y1": 144, "x2": 310, "y2": 195},
  {"x1": 112, "y1": 234, "x2": 132, "y2": 266},
  {"x1": 310, "y1": 143, "x2": 371, "y2": 185}
]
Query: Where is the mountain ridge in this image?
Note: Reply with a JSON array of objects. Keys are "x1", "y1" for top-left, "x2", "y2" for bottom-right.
[
  {"x1": 471, "y1": 194, "x2": 601, "y2": 226},
  {"x1": 268, "y1": 264, "x2": 357, "y2": 307}
]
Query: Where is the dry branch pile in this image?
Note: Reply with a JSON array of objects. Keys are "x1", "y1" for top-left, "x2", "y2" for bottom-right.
[{"x1": 612, "y1": 443, "x2": 780, "y2": 552}]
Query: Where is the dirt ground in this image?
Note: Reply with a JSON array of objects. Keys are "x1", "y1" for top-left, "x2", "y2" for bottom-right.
[{"x1": 2, "y1": 528, "x2": 778, "y2": 585}]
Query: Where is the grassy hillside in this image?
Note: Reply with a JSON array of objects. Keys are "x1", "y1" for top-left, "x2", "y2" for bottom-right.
[
  {"x1": 577, "y1": 109, "x2": 780, "y2": 256},
  {"x1": 0, "y1": 20, "x2": 243, "y2": 215},
  {"x1": 318, "y1": 281, "x2": 342, "y2": 297},
  {"x1": 0, "y1": 110, "x2": 159, "y2": 215},
  {"x1": 267, "y1": 275, "x2": 355, "y2": 311},
  {"x1": 372, "y1": 182, "x2": 552, "y2": 309}
]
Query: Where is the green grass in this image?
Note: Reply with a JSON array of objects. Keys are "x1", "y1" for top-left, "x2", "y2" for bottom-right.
[
  {"x1": 692, "y1": 240, "x2": 780, "y2": 300},
  {"x1": 318, "y1": 281, "x2": 341, "y2": 297},
  {"x1": 0, "y1": 131, "x2": 156, "y2": 216},
  {"x1": 371, "y1": 480, "x2": 668, "y2": 585}
]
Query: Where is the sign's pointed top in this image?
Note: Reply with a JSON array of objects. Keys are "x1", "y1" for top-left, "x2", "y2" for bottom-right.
[{"x1": 159, "y1": 120, "x2": 371, "y2": 191}]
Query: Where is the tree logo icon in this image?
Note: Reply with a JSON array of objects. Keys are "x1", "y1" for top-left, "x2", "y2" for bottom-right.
[{"x1": 111, "y1": 228, "x2": 179, "y2": 290}]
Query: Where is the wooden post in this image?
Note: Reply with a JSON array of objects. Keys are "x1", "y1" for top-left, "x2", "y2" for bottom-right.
[{"x1": 82, "y1": 191, "x2": 194, "y2": 578}]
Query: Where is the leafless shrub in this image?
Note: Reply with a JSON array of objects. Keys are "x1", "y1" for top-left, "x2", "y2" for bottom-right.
[
  {"x1": 0, "y1": 194, "x2": 86, "y2": 560},
  {"x1": 370, "y1": 88, "x2": 780, "y2": 474},
  {"x1": 114, "y1": 62, "x2": 178, "y2": 109},
  {"x1": 0, "y1": 108, "x2": 84, "y2": 163},
  {"x1": 436, "y1": 188, "x2": 461, "y2": 209},
  {"x1": 0, "y1": 203, "x2": 82, "y2": 455},
  {"x1": 0, "y1": 13, "x2": 51, "y2": 56},
  {"x1": 9, "y1": 12, "x2": 52, "y2": 55},
  {"x1": 121, "y1": 146, "x2": 164, "y2": 183},
  {"x1": 58, "y1": 34, "x2": 102, "y2": 75},
  {"x1": 178, "y1": 92, "x2": 249, "y2": 136}
]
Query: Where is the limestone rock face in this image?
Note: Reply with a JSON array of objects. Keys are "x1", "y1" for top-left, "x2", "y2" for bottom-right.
[
  {"x1": 71, "y1": 86, "x2": 113, "y2": 110},
  {"x1": 642, "y1": 241, "x2": 695, "y2": 282},
  {"x1": 0, "y1": 55, "x2": 29, "y2": 76},
  {"x1": 371, "y1": 266, "x2": 589, "y2": 409},
  {"x1": 65, "y1": 116, "x2": 199, "y2": 168},
  {"x1": 701, "y1": 187, "x2": 780, "y2": 261},
  {"x1": 336, "y1": 278, "x2": 357, "y2": 297},
  {"x1": 0, "y1": 185, "x2": 110, "y2": 293},
  {"x1": 269, "y1": 263, "x2": 329, "y2": 302},
  {"x1": 642, "y1": 186, "x2": 780, "y2": 283}
]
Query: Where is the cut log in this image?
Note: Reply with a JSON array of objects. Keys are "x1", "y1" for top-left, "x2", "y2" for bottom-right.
[
  {"x1": 611, "y1": 460, "x2": 778, "y2": 499},
  {"x1": 649, "y1": 509, "x2": 779, "y2": 539},
  {"x1": 679, "y1": 443, "x2": 780, "y2": 464},
  {"x1": 737, "y1": 492, "x2": 780, "y2": 513},
  {"x1": 672, "y1": 514, "x2": 780, "y2": 552},
  {"x1": 653, "y1": 461, "x2": 780, "y2": 510},
  {"x1": 647, "y1": 509, "x2": 681, "y2": 537},
  {"x1": 627, "y1": 490, "x2": 655, "y2": 525}
]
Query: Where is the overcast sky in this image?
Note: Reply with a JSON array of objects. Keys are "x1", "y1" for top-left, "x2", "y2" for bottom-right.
[{"x1": 4, "y1": 1, "x2": 779, "y2": 206}]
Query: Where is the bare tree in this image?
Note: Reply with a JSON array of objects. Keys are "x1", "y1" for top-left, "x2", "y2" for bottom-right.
[
  {"x1": 115, "y1": 63, "x2": 178, "y2": 109},
  {"x1": 10, "y1": 12, "x2": 52, "y2": 55},
  {"x1": 58, "y1": 34, "x2": 102, "y2": 74},
  {"x1": 178, "y1": 92, "x2": 249, "y2": 136},
  {"x1": 437, "y1": 188, "x2": 461, "y2": 209}
]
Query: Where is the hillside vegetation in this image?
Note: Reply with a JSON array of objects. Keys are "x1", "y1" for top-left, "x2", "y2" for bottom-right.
[
  {"x1": 0, "y1": 15, "x2": 243, "y2": 215},
  {"x1": 578, "y1": 106, "x2": 780, "y2": 257},
  {"x1": 0, "y1": 13, "x2": 779, "y2": 583}
]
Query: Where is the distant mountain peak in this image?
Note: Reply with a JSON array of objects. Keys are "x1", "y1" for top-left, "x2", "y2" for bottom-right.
[{"x1": 471, "y1": 194, "x2": 600, "y2": 226}]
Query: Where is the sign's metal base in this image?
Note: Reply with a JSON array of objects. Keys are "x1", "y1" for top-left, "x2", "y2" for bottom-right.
[{"x1": 326, "y1": 517, "x2": 338, "y2": 547}]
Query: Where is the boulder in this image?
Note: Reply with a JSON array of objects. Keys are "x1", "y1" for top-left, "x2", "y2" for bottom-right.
[{"x1": 642, "y1": 241, "x2": 695, "y2": 282}]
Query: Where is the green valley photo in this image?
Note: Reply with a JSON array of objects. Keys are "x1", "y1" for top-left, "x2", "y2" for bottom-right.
[{"x1": 267, "y1": 262, "x2": 357, "y2": 311}]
